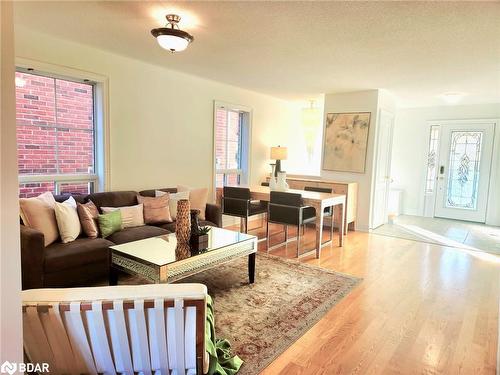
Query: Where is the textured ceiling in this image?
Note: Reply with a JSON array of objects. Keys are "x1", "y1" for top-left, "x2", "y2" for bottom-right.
[{"x1": 13, "y1": 1, "x2": 500, "y2": 107}]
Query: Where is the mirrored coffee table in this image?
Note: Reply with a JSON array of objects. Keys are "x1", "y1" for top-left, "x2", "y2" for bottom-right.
[{"x1": 109, "y1": 227, "x2": 257, "y2": 284}]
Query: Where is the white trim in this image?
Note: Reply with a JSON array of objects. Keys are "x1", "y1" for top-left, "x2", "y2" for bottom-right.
[
  {"x1": 212, "y1": 100, "x2": 252, "y2": 199},
  {"x1": 18, "y1": 174, "x2": 98, "y2": 183},
  {"x1": 15, "y1": 57, "x2": 110, "y2": 192},
  {"x1": 370, "y1": 108, "x2": 395, "y2": 229}
]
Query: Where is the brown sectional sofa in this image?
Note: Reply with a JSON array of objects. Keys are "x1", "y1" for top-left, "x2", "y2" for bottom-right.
[{"x1": 20, "y1": 188, "x2": 221, "y2": 290}]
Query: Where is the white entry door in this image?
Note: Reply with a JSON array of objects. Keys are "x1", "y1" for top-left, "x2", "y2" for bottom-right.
[
  {"x1": 371, "y1": 110, "x2": 395, "y2": 229},
  {"x1": 434, "y1": 122, "x2": 495, "y2": 222}
]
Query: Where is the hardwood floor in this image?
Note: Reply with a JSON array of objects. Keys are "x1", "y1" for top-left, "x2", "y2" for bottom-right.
[{"x1": 234, "y1": 221, "x2": 500, "y2": 374}]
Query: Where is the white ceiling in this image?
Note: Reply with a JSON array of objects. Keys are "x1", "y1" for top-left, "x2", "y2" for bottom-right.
[{"x1": 13, "y1": 1, "x2": 500, "y2": 107}]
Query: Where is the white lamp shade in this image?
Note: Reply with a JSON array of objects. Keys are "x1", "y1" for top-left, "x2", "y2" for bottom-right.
[
  {"x1": 271, "y1": 146, "x2": 288, "y2": 160},
  {"x1": 156, "y1": 35, "x2": 190, "y2": 52}
]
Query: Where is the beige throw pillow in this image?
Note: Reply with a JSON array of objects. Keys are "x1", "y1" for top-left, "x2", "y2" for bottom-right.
[
  {"x1": 102, "y1": 204, "x2": 145, "y2": 228},
  {"x1": 156, "y1": 190, "x2": 189, "y2": 220},
  {"x1": 77, "y1": 200, "x2": 100, "y2": 238},
  {"x1": 19, "y1": 191, "x2": 59, "y2": 246},
  {"x1": 54, "y1": 196, "x2": 81, "y2": 243},
  {"x1": 137, "y1": 194, "x2": 172, "y2": 224},
  {"x1": 177, "y1": 185, "x2": 209, "y2": 220}
]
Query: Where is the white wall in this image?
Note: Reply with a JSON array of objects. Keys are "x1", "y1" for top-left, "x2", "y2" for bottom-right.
[
  {"x1": 391, "y1": 103, "x2": 500, "y2": 225},
  {"x1": 1, "y1": 0, "x2": 23, "y2": 364},
  {"x1": 320, "y1": 90, "x2": 380, "y2": 231},
  {"x1": 14, "y1": 26, "x2": 294, "y2": 200}
]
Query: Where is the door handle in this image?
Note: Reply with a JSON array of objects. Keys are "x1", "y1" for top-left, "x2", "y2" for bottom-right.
[{"x1": 440, "y1": 166, "x2": 445, "y2": 174}]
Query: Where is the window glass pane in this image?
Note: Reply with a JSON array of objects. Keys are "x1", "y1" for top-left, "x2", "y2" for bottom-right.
[
  {"x1": 19, "y1": 182, "x2": 55, "y2": 198},
  {"x1": 215, "y1": 108, "x2": 227, "y2": 170},
  {"x1": 446, "y1": 131, "x2": 483, "y2": 210},
  {"x1": 59, "y1": 181, "x2": 93, "y2": 196},
  {"x1": 425, "y1": 126, "x2": 440, "y2": 193},
  {"x1": 15, "y1": 71, "x2": 95, "y2": 177},
  {"x1": 17, "y1": 125, "x2": 58, "y2": 175}
]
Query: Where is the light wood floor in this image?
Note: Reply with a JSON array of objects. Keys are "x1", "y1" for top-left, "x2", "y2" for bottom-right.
[{"x1": 234, "y1": 221, "x2": 500, "y2": 375}]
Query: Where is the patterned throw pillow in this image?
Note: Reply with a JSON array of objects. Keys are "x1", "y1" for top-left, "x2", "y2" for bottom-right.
[
  {"x1": 137, "y1": 194, "x2": 172, "y2": 224},
  {"x1": 98, "y1": 210, "x2": 123, "y2": 238},
  {"x1": 77, "y1": 200, "x2": 100, "y2": 238}
]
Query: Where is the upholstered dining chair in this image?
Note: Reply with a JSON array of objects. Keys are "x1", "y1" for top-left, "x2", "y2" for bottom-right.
[
  {"x1": 22, "y1": 283, "x2": 209, "y2": 375},
  {"x1": 304, "y1": 186, "x2": 334, "y2": 218},
  {"x1": 266, "y1": 191, "x2": 316, "y2": 257},
  {"x1": 304, "y1": 186, "x2": 334, "y2": 240},
  {"x1": 222, "y1": 186, "x2": 267, "y2": 234}
]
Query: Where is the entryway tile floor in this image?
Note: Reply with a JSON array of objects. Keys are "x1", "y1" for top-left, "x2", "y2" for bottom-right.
[{"x1": 372, "y1": 215, "x2": 500, "y2": 255}]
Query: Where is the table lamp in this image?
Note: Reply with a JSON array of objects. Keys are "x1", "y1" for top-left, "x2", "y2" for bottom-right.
[{"x1": 270, "y1": 146, "x2": 288, "y2": 177}]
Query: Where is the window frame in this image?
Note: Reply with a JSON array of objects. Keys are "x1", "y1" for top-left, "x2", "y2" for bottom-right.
[
  {"x1": 15, "y1": 58, "x2": 110, "y2": 194},
  {"x1": 212, "y1": 101, "x2": 252, "y2": 196}
]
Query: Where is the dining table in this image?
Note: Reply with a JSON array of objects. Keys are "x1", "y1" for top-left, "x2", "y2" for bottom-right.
[{"x1": 216, "y1": 185, "x2": 347, "y2": 259}]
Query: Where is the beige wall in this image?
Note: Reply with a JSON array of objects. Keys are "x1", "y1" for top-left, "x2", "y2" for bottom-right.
[
  {"x1": 15, "y1": 26, "x2": 294, "y2": 199},
  {"x1": 321, "y1": 90, "x2": 380, "y2": 231},
  {"x1": 1, "y1": 0, "x2": 23, "y2": 363}
]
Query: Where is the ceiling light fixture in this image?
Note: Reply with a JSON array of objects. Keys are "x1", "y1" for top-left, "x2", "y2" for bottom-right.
[{"x1": 151, "y1": 14, "x2": 194, "y2": 53}]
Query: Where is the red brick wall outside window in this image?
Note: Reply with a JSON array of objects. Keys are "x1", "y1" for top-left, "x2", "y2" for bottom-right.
[
  {"x1": 215, "y1": 108, "x2": 242, "y2": 187},
  {"x1": 16, "y1": 72, "x2": 95, "y2": 198}
]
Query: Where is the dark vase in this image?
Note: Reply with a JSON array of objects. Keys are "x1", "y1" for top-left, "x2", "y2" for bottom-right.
[{"x1": 190, "y1": 209, "x2": 201, "y2": 236}]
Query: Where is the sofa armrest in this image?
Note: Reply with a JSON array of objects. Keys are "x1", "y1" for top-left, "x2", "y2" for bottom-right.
[
  {"x1": 20, "y1": 225, "x2": 45, "y2": 290},
  {"x1": 205, "y1": 203, "x2": 222, "y2": 227}
]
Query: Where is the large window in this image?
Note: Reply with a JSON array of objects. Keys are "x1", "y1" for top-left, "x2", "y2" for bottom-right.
[
  {"x1": 214, "y1": 102, "x2": 251, "y2": 189},
  {"x1": 16, "y1": 70, "x2": 99, "y2": 198}
]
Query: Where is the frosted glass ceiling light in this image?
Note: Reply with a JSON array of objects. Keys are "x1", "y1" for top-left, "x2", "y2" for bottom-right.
[{"x1": 151, "y1": 14, "x2": 194, "y2": 53}]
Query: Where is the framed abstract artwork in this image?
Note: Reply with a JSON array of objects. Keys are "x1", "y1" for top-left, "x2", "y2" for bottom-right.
[{"x1": 322, "y1": 112, "x2": 371, "y2": 173}]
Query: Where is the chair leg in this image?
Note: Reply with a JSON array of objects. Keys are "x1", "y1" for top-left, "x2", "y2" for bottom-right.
[
  {"x1": 244, "y1": 217, "x2": 248, "y2": 234},
  {"x1": 296, "y1": 225, "x2": 301, "y2": 257},
  {"x1": 266, "y1": 219, "x2": 270, "y2": 252},
  {"x1": 284, "y1": 225, "x2": 288, "y2": 242}
]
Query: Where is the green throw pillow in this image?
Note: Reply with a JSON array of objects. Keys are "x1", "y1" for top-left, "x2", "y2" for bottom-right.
[{"x1": 98, "y1": 210, "x2": 123, "y2": 238}]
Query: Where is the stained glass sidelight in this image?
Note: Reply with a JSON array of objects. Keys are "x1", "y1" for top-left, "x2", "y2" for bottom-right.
[
  {"x1": 425, "y1": 126, "x2": 440, "y2": 193},
  {"x1": 445, "y1": 131, "x2": 483, "y2": 209}
]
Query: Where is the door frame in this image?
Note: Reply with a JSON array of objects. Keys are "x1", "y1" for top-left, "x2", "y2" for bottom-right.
[{"x1": 424, "y1": 118, "x2": 498, "y2": 224}]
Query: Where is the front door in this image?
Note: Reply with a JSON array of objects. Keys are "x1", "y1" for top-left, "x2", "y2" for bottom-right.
[{"x1": 434, "y1": 122, "x2": 495, "y2": 222}]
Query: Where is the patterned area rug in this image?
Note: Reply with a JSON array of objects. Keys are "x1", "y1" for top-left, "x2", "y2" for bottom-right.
[{"x1": 121, "y1": 253, "x2": 360, "y2": 375}]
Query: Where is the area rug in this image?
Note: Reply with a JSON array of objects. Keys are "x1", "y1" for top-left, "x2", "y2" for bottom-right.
[{"x1": 120, "y1": 253, "x2": 361, "y2": 375}]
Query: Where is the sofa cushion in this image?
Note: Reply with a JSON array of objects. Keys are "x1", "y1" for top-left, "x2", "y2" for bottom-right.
[
  {"x1": 139, "y1": 188, "x2": 177, "y2": 197},
  {"x1": 106, "y1": 225, "x2": 170, "y2": 245},
  {"x1": 20, "y1": 192, "x2": 59, "y2": 247},
  {"x1": 45, "y1": 237, "x2": 113, "y2": 272},
  {"x1": 157, "y1": 220, "x2": 217, "y2": 233},
  {"x1": 54, "y1": 194, "x2": 87, "y2": 204},
  {"x1": 86, "y1": 191, "x2": 138, "y2": 212}
]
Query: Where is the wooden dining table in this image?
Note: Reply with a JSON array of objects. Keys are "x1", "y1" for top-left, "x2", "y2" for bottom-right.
[{"x1": 216, "y1": 185, "x2": 347, "y2": 259}]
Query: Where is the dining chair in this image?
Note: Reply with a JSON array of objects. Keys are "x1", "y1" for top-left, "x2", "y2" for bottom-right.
[
  {"x1": 22, "y1": 283, "x2": 209, "y2": 374},
  {"x1": 304, "y1": 186, "x2": 334, "y2": 240},
  {"x1": 266, "y1": 191, "x2": 316, "y2": 257},
  {"x1": 222, "y1": 186, "x2": 267, "y2": 233}
]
